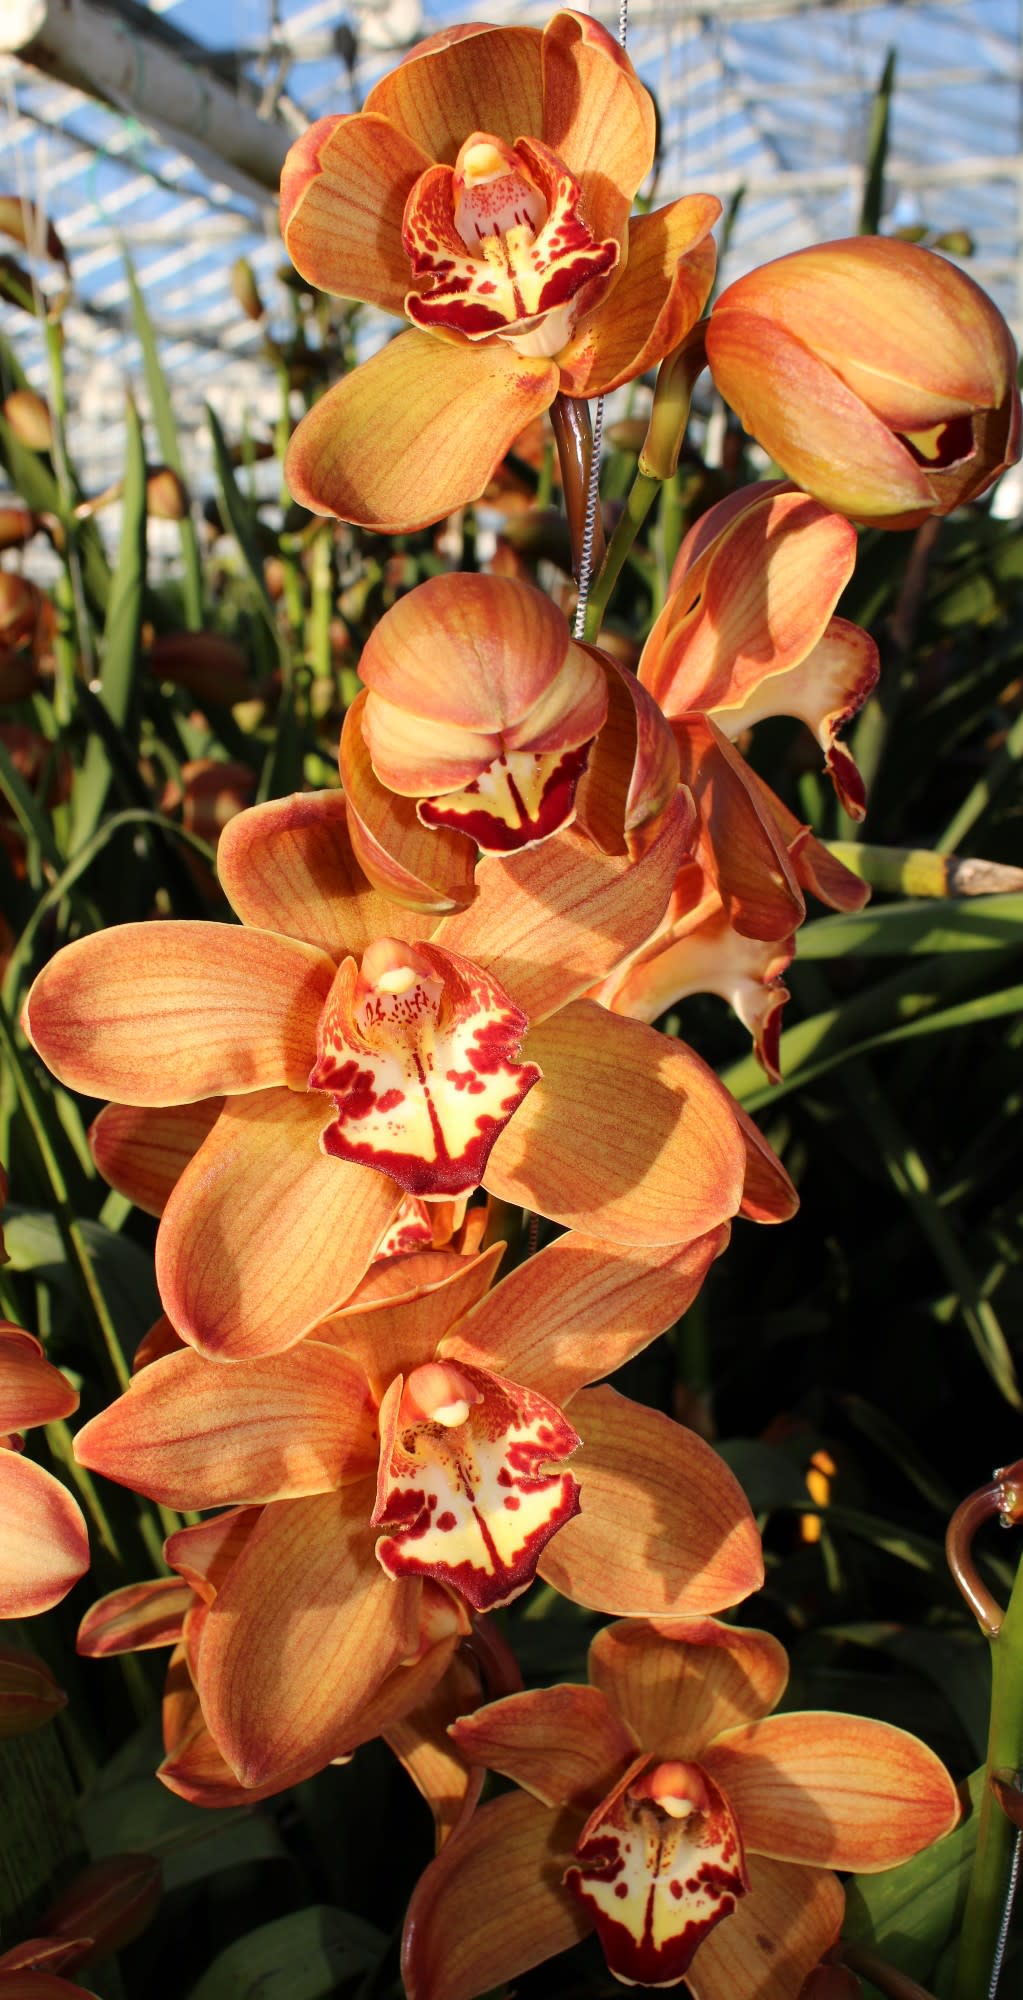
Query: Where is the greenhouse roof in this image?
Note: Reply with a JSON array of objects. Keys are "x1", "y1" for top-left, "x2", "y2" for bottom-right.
[{"x1": 0, "y1": 0, "x2": 1020, "y2": 495}]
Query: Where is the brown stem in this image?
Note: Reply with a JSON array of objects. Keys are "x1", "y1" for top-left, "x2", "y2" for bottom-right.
[
  {"x1": 946, "y1": 1480, "x2": 1009, "y2": 1638},
  {"x1": 549, "y1": 393, "x2": 605, "y2": 583},
  {"x1": 841, "y1": 1941, "x2": 938, "y2": 1999}
]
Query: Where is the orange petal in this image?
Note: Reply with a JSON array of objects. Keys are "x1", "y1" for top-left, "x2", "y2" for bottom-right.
[
  {"x1": 382, "y1": 1646, "x2": 485, "y2": 1849},
  {"x1": 133, "y1": 1314, "x2": 186, "y2": 1372},
  {"x1": 606, "y1": 902, "x2": 794, "y2": 1084},
  {"x1": 573, "y1": 650, "x2": 681, "y2": 856},
  {"x1": 558, "y1": 198, "x2": 719, "y2": 397},
  {"x1": 77, "y1": 1577, "x2": 192, "y2": 1656},
  {"x1": 674, "y1": 716, "x2": 806, "y2": 941},
  {"x1": 588, "y1": 1617, "x2": 789, "y2": 1759},
  {"x1": 452, "y1": 1683, "x2": 638, "y2": 1810},
  {"x1": 341, "y1": 695, "x2": 478, "y2": 914},
  {"x1": 89, "y1": 1099, "x2": 224, "y2": 1216},
  {"x1": 485, "y1": 1000, "x2": 746, "y2": 1245},
  {"x1": 158, "y1": 1666, "x2": 318, "y2": 1807},
  {"x1": 196, "y1": 1486, "x2": 420, "y2": 1787},
  {"x1": 706, "y1": 616, "x2": 879, "y2": 822},
  {"x1": 759, "y1": 784, "x2": 871, "y2": 914},
  {"x1": 156, "y1": 1090, "x2": 399, "y2": 1360},
  {"x1": 736, "y1": 1105, "x2": 800, "y2": 1225},
  {"x1": 216, "y1": 788, "x2": 433, "y2": 957},
  {"x1": 359, "y1": 563, "x2": 572, "y2": 730},
  {"x1": 373, "y1": 1361, "x2": 580, "y2": 1611},
  {"x1": 541, "y1": 11, "x2": 655, "y2": 247},
  {"x1": 441, "y1": 1226, "x2": 729, "y2": 1405},
  {"x1": 281, "y1": 113, "x2": 432, "y2": 312},
  {"x1": 565, "y1": 1759, "x2": 747, "y2": 1986},
  {"x1": 435, "y1": 792, "x2": 689, "y2": 1024},
  {"x1": 0, "y1": 1451, "x2": 89, "y2": 1617},
  {"x1": 322, "y1": 1242, "x2": 504, "y2": 1400},
  {"x1": 74, "y1": 1342, "x2": 377, "y2": 1507},
  {"x1": 685, "y1": 1854, "x2": 845, "y2": 2000},
  {"x1": 641, "y1": 485, "x2": 856, "y2": 720},
  {"x1": 22, "y1": 924, "x2": 334, "y2": 1105},
  {"x1": 163, "y1": 1506, "x2": 261, "y2": 1603},
  {"x1": 401, "y1": 1790, "x2": 588, "y2": 2000},
  {"x1": 0, "y1": 1330, "x2": 78, "y2": 1430},
  {"x1": 285, "y1": 329, "x2": 558, "y2": 533},
  {"x1": 364, "y1": 26, "x2": 544, "y2": 166},
  {"x1": 537, "y1": 1384, "x2": 763, "y2": 1615},
  {"x1": 702, "y1": 1712, "x2": 961, "y2": 1870}
]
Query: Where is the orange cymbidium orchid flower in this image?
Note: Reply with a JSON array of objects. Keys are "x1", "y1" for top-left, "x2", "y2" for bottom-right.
[
  {"x1": 340, "y1": 571, "x2": 679, "y2": 905},
  {"x1": 75, "y1": 1233, "x2": 763, "y2": 1788},
  {"x1": 280, "y1": 11, "x2": 720, "y2": 531},
  {"x1": 638, "y1": 483, "x2": 880, "y2": 824},
  {"x1": 0, "y1": 1321, "x2": 89, "y2": 1618},
  {"x1": 77, "y1": 1530, "x2": 509, "y2": 1843},
  {"x1": 403, "y1": 1616, "x2": 961, "y2": 1999},
  {"x1": 24, "y1": 787, "x2": 754, "y2": 1362},
  {"x1": 706, "y1": 238, "x2": 1022, "y2": 528}
]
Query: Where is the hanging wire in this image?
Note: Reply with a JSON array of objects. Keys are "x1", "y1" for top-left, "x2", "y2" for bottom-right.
[
  {"x1": 989, "y1": 1811, "x2": 1023, "y2": 1997},
  {"x1": 573, "y1": 0, "x2": 629, "y2": 639}
]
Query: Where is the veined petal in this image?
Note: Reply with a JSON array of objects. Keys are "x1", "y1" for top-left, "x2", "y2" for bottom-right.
[
  {"x1": 159, "y1": 1661, "x2": 320, "y2": 1807},
  {"x1": 217, "y1": 789, "x2": 433, "y2": 957},
  {"x1": 452, "y1": 1683, "x2": 638, "y2": 1810},
  {"x1": 285, "y1": 330, "x2": 558, "y2": 534},
  {"x1": 537, "y1": 1385, "x2": 763, "y2": 1615},
  {"x1": 335, "y1": 1582, "x2": 471, "y2": 1763},
  {"x1": 485, "y1": 1000, "x2": 746, "y2": 1245},
  {"x1": 383, "y1": 1647, "x2": 486, "y2": 1849},
  {"x1": 711, "y1": 617, "x2": 879, "y2": 821},
  {"x1": 588, "y1": 1618, "x2": 790, "y2": 1761},
  {"x1": 156, "y1": 1090, "x2": 399, "y2": 1361},
  {"x1": 373, "y1": 1360, "x2": 580, "y2": 1611},
  {"x1": 685, "y1": 1854, "x2": 844, "y2": 2000},
  {"x1": 312, "y1": 942, "x2": 540, "y2": 1199},
  {"x1": 702, "y1": 1712, "x2": 961, "y2": 1870},
  {"x1": 0, "y1": 1331, "x2": 78, "y2": 1430},
  {"x1": 163, "y1": 1506, "x2": 261, "y2": 1603},
  {"x1": 74, "y1": 1343, "x2": 377, "y2": 1507},
  {"x1": 364, "y1": 26, "x2": 544, "y2": 165},
  {"x1": 541, "y1": 11, "x2": 655, "y2": 246},
  {"x1": 558, "y1": 198, "x2": 719, "y2": 398},
  {"x1": 674, "y1": 716, "x2": 806, "y2": 941},
  {"x1": 735, "y1": 1106, "x2": 799, "y2": 1225},
  {"x1": 608, "y1": 903, "x2": 794, "y2": 1085},
  {"x1": 197, "y1": 1485, "x2": 420, "y2": 1787},
  {"x1": 358, "y1": 570, "x2": 572, "y2": 730},
  {"x1": 22, "y1": 924, "x2": 334, "y2": 1105},
  {"x1": 565, "y1": 1760, "x2": 747, "y2": 1987},
  {"x1": 435, "y1": 792, "x2": 689, "y2": 1023},
  {"x1": 281, "y1": 113, "x2": 432, "y2": 312},
  {"x1": 89, "y1": 1099, "x2": 223, "y2": 1216},
  {"x1": 401, "y1": 1790, "x2": 588, "y2": 2000},
  {"x1": 0, "y1": 1451, "x2": 89, "y2": 1617},
  {"x1": 641, "y1": 487, "x2": 857, "y2": 720},
  {"x1": 321, "y1": 1243, "x2": 504, "y2": 1399},
  {"x1": 757, "y1": 783, "x2": 870, "y2": 913},
  {"x1": 341, "y1": 695, "x2": 478, "y2": 914},
  {"x1": 77, "y1": 1578, "x2": 192, "y2": 1656},
  {"x1": 441, "y1": 1227, "x2": 728, "y2": 1404},
  {"x1": 573, "y1": 651, "x2": 681, "y2": 857},
  {"x1": 133, "y1": 1314, "x2": 186, "y2": 1372}
]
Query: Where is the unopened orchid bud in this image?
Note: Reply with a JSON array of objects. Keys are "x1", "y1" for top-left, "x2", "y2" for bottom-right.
[
  {"x1": 4, "y1": 388, "x2": 53, "y2": 452},
  {"x1": 231, "y1": 256, "x2": 265, "y2": 323},
  {"x1": 148, "y1": 631, "x2": 250, "y2": 708},
  {"x1": 146, "y1": 466, "x2": 190, "y2": 521},
  {"x1": 0, "y1": 1644, "x2": 67, "y2": 1737},
  {"x1": 41, "y1": 1852, "x2": 162, "y2": 1966},
  {"x1": 707, "y1": 238, "x2": 1021, "y2": 526}
]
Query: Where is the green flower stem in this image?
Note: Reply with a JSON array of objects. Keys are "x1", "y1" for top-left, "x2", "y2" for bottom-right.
[
  {"x1": 953, "y1": 1551, "x2": 1023, "y2": 1999},
  {"x1": 582, "y1": 469, "x2": 659, "y2": 642}
]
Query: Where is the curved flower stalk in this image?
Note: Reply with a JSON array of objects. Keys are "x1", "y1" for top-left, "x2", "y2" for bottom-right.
[
  {"x1": 706, "y1": 238, "x2": 1022, "y2": 526},
  {"x1": 280, "y1": 10, "x2": 720, "y2": 530},
  {"x1": 403, "y1": 1616, "x2": 961, "y2": 1999},
  {"x1": 23, "y1": 787, "x2": 756, "y2": 1362},
  {"x1": 74, "y1": 1232, "x2": 763, "y2": 1788},
  {"x1": 340, "y1": 571, "x2": 680, "y2": 907},
  {"x1": 0, "y1": 1320, "x2": 89, "y2": 1617}
]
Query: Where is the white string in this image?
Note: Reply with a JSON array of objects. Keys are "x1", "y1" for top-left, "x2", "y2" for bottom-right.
[{"x1": 572, "y1": 0, "x2": 629, "y2": 639}]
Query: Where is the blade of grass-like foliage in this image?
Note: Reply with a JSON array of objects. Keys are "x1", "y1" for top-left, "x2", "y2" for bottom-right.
[
  {"x1": 207, "y1": 403, "x2": 280, "y2": 636},
  {"x1": 859, "y1": 48, "x2": 896, "y2": 234},
  {"x1": 124, "y1": 246, "x2": 203, "y2": 630},
  {"x1": 186, "y1": 1908, "x2": 385, "y2": 2000},
  {"x1": 798, "y1": 897, "x2": 1023, "y2": 958},
  {"x1": 69, "y1": 395, "x2": 147, "y2": 851},
  {"x1": 0, "y1": 332, "x2": 110, "y2": 618},
  {"x1": 0, "y1": 731, "x2": 64, "y2": 869},
  {"x1": 938, "y1": 707, "x2": 1023, "y2": 856},
  {"x1": 842, "y1": 1395, "x2": 959, "y2": 1515},
  {"x1": 844, "y1": 1767, "x2": 982, "y2": 1986}
]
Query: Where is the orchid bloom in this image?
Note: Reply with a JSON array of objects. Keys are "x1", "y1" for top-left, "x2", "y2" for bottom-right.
[
  {"x1": 706, "y1": 237, "x2": 1022, "y2": 527},
  {"x1": 340, "y1": 571, "x2": 680, "y2": 905},
  {"x1": 0, "y1": 1320, "x2": 89, "y2": 1618},
  {"x1": 280, "y1": 11, "x2": 720, "y2": 531},
  {"x1": 77, "y1": 1530, "x2": 511, "y2": 1843},
  {"x1": 23, "y1": 786, "x2": 758, "y2": 1363},
  {"x1": 0, "y1": 1941, "x2": 96, "y2": 1995},
  {"x1": 74, "y1": 1231, "x2": 762, "y2": 1789},
  {"x1": 403, "y1": 1616, "x2": 961, "y2": 1999}
]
